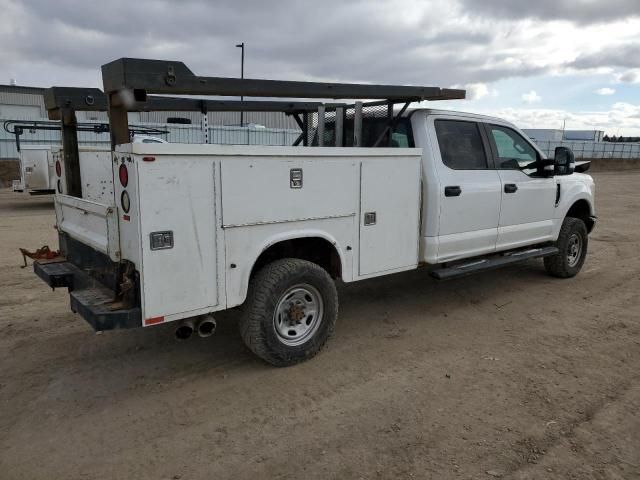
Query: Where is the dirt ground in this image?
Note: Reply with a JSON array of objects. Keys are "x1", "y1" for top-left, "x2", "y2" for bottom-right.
[{"x1": 0, "y1": 171, "x2": 639, "y2": 480}]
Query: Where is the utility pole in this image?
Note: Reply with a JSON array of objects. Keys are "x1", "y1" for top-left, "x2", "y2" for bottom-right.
[{"x1": 236, "y1": 42, "x2": 245, "y2": 127}]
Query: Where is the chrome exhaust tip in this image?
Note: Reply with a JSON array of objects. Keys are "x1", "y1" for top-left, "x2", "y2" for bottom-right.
[
  {"x1": 175, "y1": 320, "x2": 194, "y2": 340},
  {"x1": 197, "y1": 316, "x2": 217, "y2": 338}
]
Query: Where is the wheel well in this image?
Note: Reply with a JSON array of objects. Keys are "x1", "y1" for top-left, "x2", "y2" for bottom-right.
[
  {"x1": 251, "y1": 238, "x2": 342, "y2": 279},
  {"x1": 566, "y1": 199, "x2": 594, "y2": 232}
]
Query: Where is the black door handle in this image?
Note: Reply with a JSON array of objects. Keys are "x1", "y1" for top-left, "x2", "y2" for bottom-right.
[
  {"x1": 504, "y1": 183, "x2": 518, "y2": 193},
  {"x1": 444, "y1": 186, "x2": 462, "y2": 197}
]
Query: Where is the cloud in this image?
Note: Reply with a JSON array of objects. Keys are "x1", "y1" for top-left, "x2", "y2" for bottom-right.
[
  {"x1": 522, "y1": 90, "x2": 542, "y2": 104},
  {"x1": 0, "y1": 0, "x2": 626, "y2": 89},
  {"x1": 595, "y1": 87, "x2": 616, "y2": 95},
  {"x1": 617, "y1": 69, "x2": 640, "y2": 84},
  {"x1": 571, "y1": 43, "x2": 640, "y2": 70},
  {"x1": 467, "y1": 103, "x2": 640, "y2": 136},
  {"x1": 454, "y1": 83, "x2": 498, "y2": 100},
  {"x1": 459, "y1": 0, "x2": 640, "y2": 25}
]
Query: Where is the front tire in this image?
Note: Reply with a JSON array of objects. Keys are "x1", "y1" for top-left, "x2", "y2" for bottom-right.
[
  {"x1": 239, "y1": 258, "x2": 338, "y2": 366},
  {"x1": 544, "y1": 217, "x2": 588, "y2": 278}
]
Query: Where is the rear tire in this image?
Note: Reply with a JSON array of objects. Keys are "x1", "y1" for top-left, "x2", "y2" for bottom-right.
[
  {"x1": 544, "y1": 217, "x2": 588, "y2": 278},
  {"x1": 239, "y1": 258, "x2": 338, "y2": 366}
]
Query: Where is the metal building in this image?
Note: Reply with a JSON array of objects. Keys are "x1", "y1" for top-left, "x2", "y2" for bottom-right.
[
  {"x1": 0, "y1": 84, "x2": 47, "y2": 119},
  {"x1": 0, "y1": 83, "x2": 302, "y2": 161},
  {"x1": 0, "y1": 83, "x2": 299, "y2": 128}
]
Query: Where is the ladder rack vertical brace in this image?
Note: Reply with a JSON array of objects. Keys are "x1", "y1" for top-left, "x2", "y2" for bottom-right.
[
  {"x1": 386, "y1": 101, "x2": 394, "y2": 147},
  {"x1": 335, "y1": 107, "x2": 344, "y2": 147},
  {"x1": 354, "y1": 101, "x2": 363, "y2": 147},
  {"x1": 302, "y1": 112, "x2": 309, "y2": 146},
  {"x1": 107, "y1": 93, "x2": 130, "y2": 148},
  {"x1": 317, "y1": 105, "x2": 325, "y2": 147},
  {"x1": 61, "y1": 107, "x2": 82, "y2": 197},
  {"x1": 202, "y1": 112, "x2": 209, "y2": 144}
]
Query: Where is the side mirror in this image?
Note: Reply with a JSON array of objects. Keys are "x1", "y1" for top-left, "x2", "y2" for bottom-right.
[{"x1": 554, "y1": 146, "x2": 575, "y2": 175}]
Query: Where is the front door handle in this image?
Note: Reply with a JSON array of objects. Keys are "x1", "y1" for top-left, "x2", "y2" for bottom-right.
[
  {"x1": 444, "y1": 186, "x2": 462, "y2": 197},
  {"x1": 504, "y1": 183, "x2": 518, "y2": 194}
]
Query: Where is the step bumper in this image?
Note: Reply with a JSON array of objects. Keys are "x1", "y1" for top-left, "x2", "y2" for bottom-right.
[{"x1": 34, "y1": 259, "x2": 141, "y2": 331}]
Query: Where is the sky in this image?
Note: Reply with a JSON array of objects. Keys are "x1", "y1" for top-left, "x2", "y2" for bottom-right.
[{"x1": 1, "y1": 0, "x2": 640, "y2": 135}]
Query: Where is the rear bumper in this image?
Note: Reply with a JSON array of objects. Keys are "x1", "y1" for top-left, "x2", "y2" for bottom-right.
[{"x1": 34, "y1": 259, "x2": 141, "y2": 331}]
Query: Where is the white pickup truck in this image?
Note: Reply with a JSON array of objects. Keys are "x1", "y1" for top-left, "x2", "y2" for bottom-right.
[{"x1": 33, "y1": 60, "x2": 595, "y2": 366}]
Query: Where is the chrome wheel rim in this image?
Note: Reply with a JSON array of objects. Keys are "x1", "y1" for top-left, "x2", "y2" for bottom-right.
[
  {"x1": 567, "y1": 233, "x2": 583, "y2": 267},
  {"x1": 273, "y1": 284, "x2": 323, "y2": 347}
]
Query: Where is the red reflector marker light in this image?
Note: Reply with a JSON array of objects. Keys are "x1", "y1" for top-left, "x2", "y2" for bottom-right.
[
  {"x1": 118, "y1": 164, "x2": 129, "y2": 187},
  {"x1": 142, "y1": 156, "x2": 155, "y2": 162},
  {"x1": 145, "y1": 316, "x2": 164, "y2": 326},
  {"x1": 55, "y1": 161, "x2": 62, "y2": 177}
]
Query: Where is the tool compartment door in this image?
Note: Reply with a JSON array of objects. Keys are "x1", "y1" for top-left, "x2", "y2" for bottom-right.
[
  {"x1": 359, "y1": 157, "x2": 421, "y2": 276},
  {"x1": 136, "y1": 157, "x2": 219, "y2": 320}
]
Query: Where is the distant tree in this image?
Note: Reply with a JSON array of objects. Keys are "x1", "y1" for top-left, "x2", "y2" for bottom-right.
[
  {"x1": 611, "y1": 135, "x2": 618, "y2": 142},
  {"x1": 603, "y1": 134, "x2": 610, "y2": 141}
]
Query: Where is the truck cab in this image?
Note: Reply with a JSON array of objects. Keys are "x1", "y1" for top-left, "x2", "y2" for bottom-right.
[{"x1": 408, "y1": 109, "x2": 595, "y2": 264}]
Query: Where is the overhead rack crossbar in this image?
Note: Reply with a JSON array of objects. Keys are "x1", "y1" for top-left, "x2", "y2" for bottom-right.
[
  {"x1": 101, "y1": 58, "x2": 465, "y2": 102},
  {"x1": 99, "y1": 58, "x2": 465, "y2": 148}
]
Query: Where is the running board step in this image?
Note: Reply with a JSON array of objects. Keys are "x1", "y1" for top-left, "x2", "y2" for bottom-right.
[{"x1": 430, "y1": 246, "x2": 559, "y2": 280}]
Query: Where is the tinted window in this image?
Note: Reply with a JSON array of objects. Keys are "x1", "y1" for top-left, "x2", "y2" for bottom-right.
[
  {"x1": 489, "y1": 125, "x2": 537, "y2": 169},
  {"x1": 435, "y1": 120, "x2": 487, "y2": 169}
]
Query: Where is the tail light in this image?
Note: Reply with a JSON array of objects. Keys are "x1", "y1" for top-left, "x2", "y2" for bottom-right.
[
  {"x1": 55, "y1": 160, "x2": 62, "y2": 177},
  {"x1": 118, "y1": 164, "x2": 129, "y2": 187},
  {"x1": 121, "y1": 190, "x2": 131, "y2": 213}
]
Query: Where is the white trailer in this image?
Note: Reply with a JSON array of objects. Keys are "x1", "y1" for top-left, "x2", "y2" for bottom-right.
[
  {"x1": 33, "y1": 59, "x2": 596, "y2": 366},
  {"x1": 12, "y1": 144, "x2": 114, "y2": 197},
  {"x1": 13, "y1": 145, "x2": 59, "y2": 194}
]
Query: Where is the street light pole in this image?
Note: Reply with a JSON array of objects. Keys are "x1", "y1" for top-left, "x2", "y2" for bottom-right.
[{"x1": 236, "y1": 42, "x2": 245, "y2": 127}]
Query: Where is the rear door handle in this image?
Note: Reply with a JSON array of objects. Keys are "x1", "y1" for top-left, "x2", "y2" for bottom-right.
[
  {"x1": 444, "y1": 186, "x2": 462, "y2": 197},
  {"x1": 504, "y1": 183, "x2": 518, "y2": 194}
]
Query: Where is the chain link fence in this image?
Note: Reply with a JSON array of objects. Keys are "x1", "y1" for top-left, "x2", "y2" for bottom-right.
[
  {"x1": 4, "y1": 116, "x2": 638, "y2": 161},
  {"x1": 0, "y1": 118, "x2": 300, "y2": 159},
  {"x1": 535, "y1": 140, "x2": 640, "y2": 159}
]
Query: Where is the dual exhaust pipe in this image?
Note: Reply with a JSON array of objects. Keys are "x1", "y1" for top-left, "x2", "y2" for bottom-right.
[{"x1": 175, "y1": 316, "x2": 216, "y2": 340}]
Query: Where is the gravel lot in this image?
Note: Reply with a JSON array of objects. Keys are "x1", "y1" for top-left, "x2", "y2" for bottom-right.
[{"x1": 1, "y1": 171, "x2": 639, "y2": 480}]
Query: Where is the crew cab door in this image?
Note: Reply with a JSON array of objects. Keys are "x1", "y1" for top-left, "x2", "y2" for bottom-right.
[
  {"x1": 429, "y1": 117, "x2": 501, "y2": 261},
  {"x1": 483, "y1": 124, "x2": 557, "y2": 250}
]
